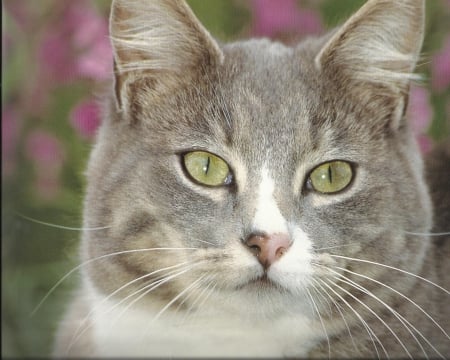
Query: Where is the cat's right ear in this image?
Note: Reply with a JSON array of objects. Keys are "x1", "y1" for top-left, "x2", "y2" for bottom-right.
[
  {"x1": 314, "y1": 0, "x2": 425, "y2": 130},
  {"x1": 109, "y1": 0, "x2": 223, "y2": 114}
]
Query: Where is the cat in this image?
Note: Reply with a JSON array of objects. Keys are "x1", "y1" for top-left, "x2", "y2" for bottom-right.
[{"x1": 53, "y1": 0, "x2": 450, "y2": 357}]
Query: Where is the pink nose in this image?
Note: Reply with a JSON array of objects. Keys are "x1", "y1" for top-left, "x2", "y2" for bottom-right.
[{"x1": 245, "y1": 233, "x2": 292, "y2": 269}]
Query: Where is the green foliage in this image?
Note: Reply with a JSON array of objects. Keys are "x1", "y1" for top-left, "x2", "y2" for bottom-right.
[
  {"x1": 187, "y1": 0, "x2": 250, "y2": 40},
  {"x1": 320, "y1": 0, "x2": 366, "y2": 27}
]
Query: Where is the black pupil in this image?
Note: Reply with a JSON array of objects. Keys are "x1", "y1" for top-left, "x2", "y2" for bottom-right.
[{"x1": 205, "y1": 156, "x2": 211, "y2": 175}]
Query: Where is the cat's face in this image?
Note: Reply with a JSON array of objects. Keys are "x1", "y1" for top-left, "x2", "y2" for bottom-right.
[{"x1": 83, "y1": 0, "x2": 431, "y2": 320}]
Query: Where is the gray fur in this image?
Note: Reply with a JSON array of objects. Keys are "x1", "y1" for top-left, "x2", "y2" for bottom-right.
[{"x1": 54, "y1": 0, "x2": 449, "y2": 357}]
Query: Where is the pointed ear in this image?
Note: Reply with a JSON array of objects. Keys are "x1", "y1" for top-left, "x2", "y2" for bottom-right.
[
  {"x1": 110, "y1": 0, "x2": 223, "y2": 112},
  {"x1": 315, "y1": 0, "x2": 424, "y2": 94}
]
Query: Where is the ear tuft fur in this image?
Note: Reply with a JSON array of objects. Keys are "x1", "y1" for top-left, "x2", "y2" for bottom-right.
[
  {"x1": 315, "y1": 0, "x2": 425, "y2": 90},
  {"x1": 110, "y1": 0, "x2": 223, "y2": 111}
]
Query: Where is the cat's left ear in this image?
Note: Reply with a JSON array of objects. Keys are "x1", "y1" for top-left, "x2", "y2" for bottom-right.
[
  {"x1": 109, "y1": 0, "x2": 224, "y2": 114},
  {"x1": 315, "y1": 0, "x2": 425, "y2": 130}
]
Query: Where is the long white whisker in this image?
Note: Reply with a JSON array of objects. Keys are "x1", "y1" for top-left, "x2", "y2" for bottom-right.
[
  {"x1": 312, "y1": 278, "x2": 359, "y2": 355},
  {"x1": 326, "y1": 278, "x2": 413, "y2": 358},
  {"x1": 332, "y1": 264, "x2": 450, "y2": 342},
  {"x1": 326, "y1": 269, "x2": 434, "y2": 359},
  {"x1": 112, "y1": 263, "x2": 202, "y2": 323},
  {"x1": 310, "y1": 280, "x2": 333, "y2": 318},
  {"x1": 181, "y1": 280, "x2": 218, "y2": 327},
  {"x1": 152, "y1": 274, "x2": 208, "y2": 323},
  {"x1": 31, "y1": 247, "x2": 199, "y2": 316},
  {"x1": 175, "y1": 275, "x2": 213, "y2": 318},
  {"x1": 16, "y1": 212, "x2": 111, "y2": 232},
  {"x1": 313, "y1": 243, "x2": 359, "y2": 252},
  {"x1": 70, "y1": 260, "x2": 192, "y2": 347},
  {"x1": 186, "y1": 281, "x2": 217, "y2": 329},
  {"x1": 318, "y1": 278, "x2": 386, "y2": 359},
  {"x1": 67, "y1": 263, "x2": 198, "y2": 354},
  {"x1": 194, "y1": 239, "x2": 217, "y2": 246},
  {"x1": 404, "y1": 231, "x2": 450, "y2": 237},
  {"x1": 329, "y1": 255, "x2": 450, "y2": 295},
  {"x1": 191, "y1": 280, "x2": 217, "y2": 317},
  {"x1": 306, "y1": 288, "x2": 331, "y2": 358}
]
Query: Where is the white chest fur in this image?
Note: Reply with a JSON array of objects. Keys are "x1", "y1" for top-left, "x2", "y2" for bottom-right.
[{"x1": 87, "y1": 284, "x2": 325, "y2": 357}]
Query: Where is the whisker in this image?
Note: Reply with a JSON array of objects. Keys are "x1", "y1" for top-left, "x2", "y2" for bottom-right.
[
  {"x1": 134, "y1": 272, "x2": 209, "y2": 344},
  {"x1": 318, "y1": 278, "x2": 387, "y2": 359},
  {"x1": 152, "y1": 273, "x2": 208, "y2": 323},
  {"x1": 325, "y1": 277, "x2": 413, "y2": 358},
  {"x1": 331, "y1": 264, "x2": 450, "y2": 342},
  {"x1": 16, "y1": 212, "x2": 111, "y2": 232},
  {"x1": 111, "y1": 263, "x2": 202, "y2": 323},
  {"x1": 188, "y1": 280, "x2": 218, "y2": 322},
  {"x1": 31, "y1": 247, "x2": 199, "y2": 316},
  {"x1": 309, "y1": 280, "x2": 334, "y2": 318},
  {"x1": 70, "y1": 260, "x2": 193, "y2": 347},
  {"x1": 326, "y1": 268, "x2": 436, "y2": 359},
  {"x1": 175, "y1": 274, "x2": 213, "y2": 319},
  {"x1": 329, "y1": 254, "x2": 450, "y2": 295},
  {"x1": 306, "y1": 288, "x2": 331, "y2": 358},
  {"x1": 67, "y1": 263, "x2": 199, "y2": 354},
  {"x1": 404, "y1": 231, "x2": 450, "y2": 237},
  {"x1": 195, "y1": 239, "x2": 218, "y2": 247},
  {"x1": 312, "y1": 278, "x2": 359, "y2": 355},
  {"x1": 179, "y1": 279, "x2": 219, "y2": 328},
  {"x1": 177, "y1": 279, "x2": 217, "y2": 329},
  {"x1": 313, "y1": 243, "x2": 359, "y2": 252}
]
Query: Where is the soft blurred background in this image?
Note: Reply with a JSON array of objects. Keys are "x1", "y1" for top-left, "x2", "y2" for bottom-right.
[{"x1": 2, "y1": 0, "x2": 449, "y2": 357}]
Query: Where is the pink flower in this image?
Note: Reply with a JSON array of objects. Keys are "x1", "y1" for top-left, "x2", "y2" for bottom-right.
[
  {"x1": 250, "y1": 0, "x2": 323, "y2": 39},
  {"x1": 432, "y1": 35, "x2": 450, "y2": 93},
  {"x1": 68, "y1": 2, "x2": 113, "y2": 80},
  {"x1": 37, "y1": 1, "x2": 112, "y2": 84},
  {"x1": 25, "y1": 130, "x2": 65, "y2": 166},
  {"x1": 77, "y1": 38, "x2": 113, "y2": 81},
  {"x1": 71, "y1": 5, "x2": 108, "y2": 49},
  {"x1": 39, "y1": 32, "x2": 78, "y2": 83},
  {"x1": 408, "y1": 86, "x2": 433, "y2": 153},
  {"x1": 70, "y1": 99, "x2": 101, "y2": 139},
  {"x1": 2, "y1": 107, "x2": 21, "y2": 176},
  {"x1": 415, "y1": 135, "x2": 433, "y2": 154}
]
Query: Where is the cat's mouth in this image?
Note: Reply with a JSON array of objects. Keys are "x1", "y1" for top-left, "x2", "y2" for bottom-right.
[{"x1": 242, "y1": 273, "x2": 282, "y2": 291}]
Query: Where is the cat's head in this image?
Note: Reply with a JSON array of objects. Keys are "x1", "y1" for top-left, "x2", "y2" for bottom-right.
[{"x1": 83, "y1": 0, "x2": 431, "y2": 319}]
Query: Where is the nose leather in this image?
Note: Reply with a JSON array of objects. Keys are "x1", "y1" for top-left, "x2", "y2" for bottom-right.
[{"x1": 245, "y1": 232, "x2": 292, "y2": 269}]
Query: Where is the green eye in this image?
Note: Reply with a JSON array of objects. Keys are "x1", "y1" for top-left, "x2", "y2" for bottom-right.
[
  {"x1": 183, "y1": 151, "x2": 232, "y2": 186},
  {"x1": 309, "y1": 161, "x2": 353, "y2": 194}
]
